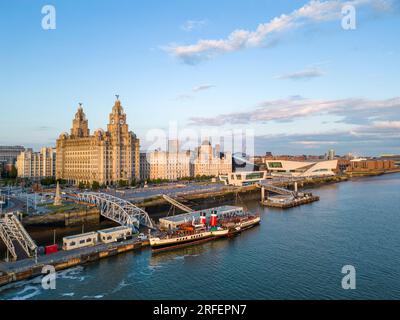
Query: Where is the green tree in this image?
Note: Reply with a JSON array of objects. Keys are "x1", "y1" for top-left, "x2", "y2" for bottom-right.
[
  {"x1": 118, "y1": 180, "x2": 129, "y2": 188},
  {"x1": 57, "y1": 178, "x2": 67, "y2": 185},
  {"x1": 92, "y1": 181, "x2": 100, "y2": 190},
  {"x1": 78, "y1": 181, "x2": 85, "y2": 190},
  {"x1": 41, "y1": 177, "x2": 56, "y2": 186}
]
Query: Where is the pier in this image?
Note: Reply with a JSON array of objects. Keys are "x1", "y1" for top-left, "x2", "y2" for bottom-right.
[
  {"x1": 259, "y1": 180, "x2": 319, "y2": 208},
  {"x1": 261, "y1": 195, "x2": 320, "y2": 208}
]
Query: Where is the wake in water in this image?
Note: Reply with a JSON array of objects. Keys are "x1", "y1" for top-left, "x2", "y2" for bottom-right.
[
  {"x1": 10, "y1": 286, "x2": 42, "y2": 300},
  {"x1": 82, "y1": 295, "x2": 104, "y2": 299},
  {"x1": 0, "y1": 265, "x2": 88, "y2": 300}
]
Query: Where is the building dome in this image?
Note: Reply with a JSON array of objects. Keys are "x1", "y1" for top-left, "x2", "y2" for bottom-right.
[
  {"x1": 94, "y1": 128, "x2": 105, "y2": 137},
  {"x1": 59, "y1": 132, "x2": 69, "y2": 139},
  {"x1": 112, "y1": 98, "x2": 124, "y2": 115},
  {"x1": 74, "y1": 104, "x2": 87, "y2": 120}
]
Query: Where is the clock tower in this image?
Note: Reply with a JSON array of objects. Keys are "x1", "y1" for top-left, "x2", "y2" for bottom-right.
[
  {"x1": 71, "y1": 103, "x2": 89, "y2": 137},
  {"x1": 107, "y1": 96, "x2": 128, "y2": 134},
  {"x1": 107, "y1": 96, "x2": 140, "y2": 184}
]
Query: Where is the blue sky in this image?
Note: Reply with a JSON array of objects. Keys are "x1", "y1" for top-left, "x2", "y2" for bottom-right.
[{"x1": 0, "y1": 0, "x2": 399, "y2": 156}]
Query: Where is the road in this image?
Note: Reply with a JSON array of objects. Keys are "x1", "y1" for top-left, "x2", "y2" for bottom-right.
[{"x1": 102, "y1": 182, "x2": 231, "y2": 203}]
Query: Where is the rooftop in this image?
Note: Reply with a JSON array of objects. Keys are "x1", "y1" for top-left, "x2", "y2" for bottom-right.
[
  {"x1": 160, "y1": 205, "x2": 243, "y2": 223},
  {"x1": 63, "y1": 231, "x2": 97, "y2": 240},
  {"x1": 98, "y1": 226, "x2": 131, "y2": 234}
]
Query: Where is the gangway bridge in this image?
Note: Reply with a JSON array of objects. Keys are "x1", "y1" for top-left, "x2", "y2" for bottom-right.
[
  {"x1": 257, "y1": 180, "x2": 299, "y2": 205},
  {"x1": 67, "y1": 192, "x2": 155, "y2": 231},
  {"x1": 0, "y1": 212, "x2": 37, "y2": 262},
  {"x1": 162, "y1": 194, "x2": 193, "y2": 213},
  {"x1": 257, "y1": 181, "x2": 296, "y2": 197}
]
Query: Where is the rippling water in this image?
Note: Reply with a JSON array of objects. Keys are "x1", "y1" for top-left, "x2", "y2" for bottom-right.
[{"x1": 1, "y1": 173, "x2": 400, "y2": 300}]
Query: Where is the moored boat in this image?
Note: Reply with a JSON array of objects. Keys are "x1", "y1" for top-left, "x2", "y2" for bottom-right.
[
  {"x1": 239, "y1": 215, "x2": 261, "y2": 230},
  {"x1": 221, "y1": 214, "x2": 261, "y2": 236},
  {"x1": 150, "y1": 221, "x2": 229, "y2": 252},
  {"x1": 150, "y1": 208, "x2": 261, "y2": 252}
]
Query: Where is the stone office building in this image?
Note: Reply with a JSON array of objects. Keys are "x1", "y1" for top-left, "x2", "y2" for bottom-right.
[
  {"x1": 16, "y1": 147, "x2": 56, "y2": 179},
  {"x1": 191, "y1": 141, "x2": 232, "y2": 177},
  {"x1": 0, "y1": 145, "x2": 25, "y2": 166},
  {"x1": 56, "y1": 98, "x2": 140, "y2": 186}
]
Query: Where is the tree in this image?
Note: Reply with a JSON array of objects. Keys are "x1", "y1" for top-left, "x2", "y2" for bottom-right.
[
  {"x1": 57, "y1": 179, "x2": 67, "y2": 185},
  {"x1": 92, "y1": 181, "x2": 100, "y2": 190},
  {"x1": 78, "y1": 181, "x2": 85, "y2": 190},
  {"x1": 41, "y1": 177, "x2": 56, "y2": 186},
  {"x1": 118, "y1": 180, "x2": 129, "y2": 188}
]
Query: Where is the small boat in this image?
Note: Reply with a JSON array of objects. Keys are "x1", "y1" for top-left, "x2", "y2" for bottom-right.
[
  {"x1": 239, "y1": 215, "x2": 261, "y2": 231},
  {"x1": 221, "y1": 214, "x2": 261, "y2": 236}
]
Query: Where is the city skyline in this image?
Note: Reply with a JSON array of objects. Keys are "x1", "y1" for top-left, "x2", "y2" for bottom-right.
[{"x1": 0, "y1": 0, "x2": 399, "y2": 156}]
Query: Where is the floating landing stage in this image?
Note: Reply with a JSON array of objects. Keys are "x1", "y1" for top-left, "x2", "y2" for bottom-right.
[{"x1": 261, "y1": 194, "x2": 320, "y2": 208}]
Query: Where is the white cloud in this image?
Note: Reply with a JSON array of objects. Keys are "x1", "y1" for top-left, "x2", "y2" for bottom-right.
[
  {"x1": 167, "y1": 0, "x2": 392, "y2": 64},
  {"x1": 294, "y1": 140, "x2": 338, "y2": 145},
  {"x1": 188, "y1": 96, "x2": 400, "y2": 126},
  {"x1": 373, "y1": 120, "x2": 400, "y2": 129},
  {"x1": 181, "y1": 20, "x2": 207, "y2": 32},
  {"x1": 176, "y1": 94, "x2": 194, "y2": 101},
  {"x1": 275, "y1": 67, "x2": 325, "y2": 80},
  {"x1": 175, "y1": 84, "x2": 215, "y2": 101},
  {"x1": 192, "y1": 84, "x2": 215, "y2": 92}
]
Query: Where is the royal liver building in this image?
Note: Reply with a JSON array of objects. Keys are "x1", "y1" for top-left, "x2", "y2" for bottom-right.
[{"x1": 56, "y1": 98, "x2": 140, "y2": 186}]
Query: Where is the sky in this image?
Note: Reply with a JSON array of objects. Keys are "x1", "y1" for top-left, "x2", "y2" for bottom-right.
[{"x1": 0, "y1": 0, "x2": 399, "y2": 156}]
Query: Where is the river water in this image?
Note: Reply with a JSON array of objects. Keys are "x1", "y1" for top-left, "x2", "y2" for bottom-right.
[{"x1": 1, "y1": 173, "x2": 400, "y2": 300}]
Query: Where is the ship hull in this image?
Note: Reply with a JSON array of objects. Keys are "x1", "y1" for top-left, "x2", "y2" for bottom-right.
[
  {"x1": 152, "y1": 236, "x2": 216, "y2": 252},
  {"x1": 150, "y1": 229, "x2": 229, "y2": 252},
  {"x1": 240, "y1": 216, "x2": 261, "y2": 231},
  {"x1": 226, "y1": 216, "x2": 261, "y2": 236},
  {"x1": 150, "y1": 231, "x2": 213, "y2": 252}
]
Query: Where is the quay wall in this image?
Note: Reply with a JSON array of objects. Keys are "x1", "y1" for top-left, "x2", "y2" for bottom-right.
[
  {"x1": 16, "y1": 175, "x2": 350, "y2": 227},
  {"x1": 12, "y1": 172, "x2": 392, "y2": 229},
  {"x1": 22, "y1": 208, "x2": 100, "y2": 227},
  {"x1": 0, "y1": 240, "x2": 146, "y2": 287}
]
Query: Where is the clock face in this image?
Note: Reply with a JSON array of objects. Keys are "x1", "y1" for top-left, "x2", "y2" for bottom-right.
[
  {"x1": 111, "y1": 119, "x2": 115, "y2": 124},
  {"x1": 120, "y1": 119, "x2": 124, "y2": 125}
]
